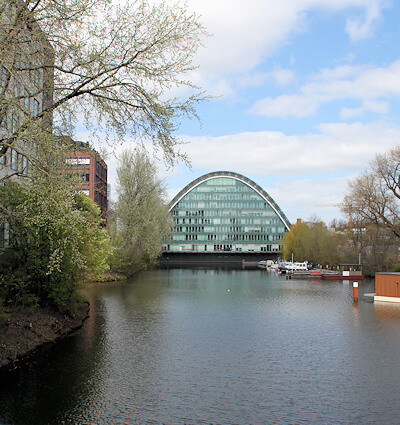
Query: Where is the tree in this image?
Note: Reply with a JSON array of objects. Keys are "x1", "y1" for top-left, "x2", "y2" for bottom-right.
[
  {"x1": 334, "y1": 218, "x2": 398, "y2": 276},
  {"x1": 341, "y1": 145, "x2": 400, "y2": 274},
  {"x1": 282, "y1": 219, "x2": 309, "y2": 262},
  {"x1": 0, "y1": 0, "x2": 207, "y2": 183},
  {"x1": 112, "y1": 147, "x2": 172, "y2": 274},
  {"x1": 282, "y1": 218, "x2": 339, "y2": 266},
  {"x1": 0, "y1": 165, "x2": 112, "y2": 310},
  {"x1": 342, "y1": 146, "x2": 400, "y2": 238}
]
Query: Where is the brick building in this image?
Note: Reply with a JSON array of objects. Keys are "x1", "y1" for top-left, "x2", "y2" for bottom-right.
[{"x1": 65, "y1": 141, "x2": 108, "y2": 221}]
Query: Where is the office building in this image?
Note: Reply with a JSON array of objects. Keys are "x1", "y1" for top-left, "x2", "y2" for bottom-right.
[{"x1": 163, "y1": 171, "x2": 291, "y2": 254}]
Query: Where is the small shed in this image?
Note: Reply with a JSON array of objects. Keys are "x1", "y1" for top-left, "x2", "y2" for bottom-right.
[{"x1": 374, "y1": 273, "x2": 400, "y2": 303}]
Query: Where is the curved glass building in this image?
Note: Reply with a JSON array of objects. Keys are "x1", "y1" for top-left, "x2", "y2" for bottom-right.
[{"x1": 163, "y1": 171, "x2": 291, "y2": 254}]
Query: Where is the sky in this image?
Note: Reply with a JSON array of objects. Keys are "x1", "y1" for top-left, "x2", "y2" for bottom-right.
[{"x1": 96, "y1": 0, "x2": 400, "y2": 225}]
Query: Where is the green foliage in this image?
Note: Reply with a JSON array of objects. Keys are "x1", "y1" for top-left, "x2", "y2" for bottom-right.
[
  {"x1": 283, "y1": 219, "x2": 339, "y2": 266},
  {"x1": 111, "y1": 148, "x2": 172, "y2": 274},
  {"x1": 0, "y1": 173, "x2": 112, "y2": 310},
  {"x1": 73, "y1": 192, "x2": 113, "y2": 279}
]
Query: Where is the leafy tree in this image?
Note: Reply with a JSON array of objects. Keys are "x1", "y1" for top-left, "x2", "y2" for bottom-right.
[
  {"x1": 282, "y1": 219, "x2": 309, "y2": 262},
  {"x1": 112, "y1": 147, "x2": 172, "y2": 274},
  {"x1": 0, "y1": 168, "x2": 112, "y2": 310},
  {"x1": 283, "y1": 218, "x2": 339, "y2": 266}
]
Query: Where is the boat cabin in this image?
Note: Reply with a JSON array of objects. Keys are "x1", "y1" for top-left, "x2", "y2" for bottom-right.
[{"x1": 338, "y1": 264, "x2": 363, "y2": 278}]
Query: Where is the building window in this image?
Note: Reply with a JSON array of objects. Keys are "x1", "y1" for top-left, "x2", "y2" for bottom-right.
[
  {"x1": 0, "y1": 105, "x2": 6, "y2": 127},
  {"x1": 33, "y1": 71, "x2": 40, "y2": 84},
  {"x1": 22, "y1": 156, "x2": 29, "y2": 176},
  {"x1": 0, "y1": 66, "x2": 8, "y2": 87},
  {"x1": 15, "y1": 53, "x2": 21, "y2": 69},
  {"x1": 24, "y1": 89, "x2": 30, "y2": 110},
  {"x1": 10, "y1": 149, "x2": 18, "y2": 170},
  {"x1": 33, "y1": 99, "x2": 40, "y2": 116},
  {"x1": 11, "y1": 114, "x2": 19, "y2": 132}
]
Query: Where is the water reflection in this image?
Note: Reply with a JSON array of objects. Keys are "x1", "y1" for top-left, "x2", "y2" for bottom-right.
[
  {"x1": 0, "y1": 293, "x2": 108, "y2": 424},
  {"x1": 0, "y1": 270, "x2": 400, "y2": 424}
]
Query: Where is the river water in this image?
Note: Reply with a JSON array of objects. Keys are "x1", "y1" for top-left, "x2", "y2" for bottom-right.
[{"x1": 1, "y1": 269, "x2": 400, "y2": 424}]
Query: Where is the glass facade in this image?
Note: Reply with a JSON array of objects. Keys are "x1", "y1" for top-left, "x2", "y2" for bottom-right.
[{"x1": 163, "y1": 172, "x2": 291, "y2": 253}]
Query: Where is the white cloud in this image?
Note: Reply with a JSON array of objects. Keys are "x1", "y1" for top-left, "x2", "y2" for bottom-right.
[
  {"x1": 234, "y1": 68, "x2": 296, "y2": 91},
  {"x1": 187, "y1": 0, "x2": 388, "y2": 77},
  {"x1": 345, "y1": 0, "x2": 384, "y2": 41},
  {"x1": 190, "y1": 1, "x2": 300, "y2": 75},
  {"x1": 251, "y1": 59, "x2": 400, "y2": 118},
  {"x1": 267, "y1": 176, "x2": 349, "y2": 223},
  {"x1": 179, "y1": 122, "x2": 400, "y2": 177},
  {"x1": 340, "y1": 99, "x2": 390, "y2": 118},
  {"x1": 270, "y1": 68, "x2": 296, "y2": 87},
  {"x1": 251, "y1": 94, "x2": 319, "y2": 118}
]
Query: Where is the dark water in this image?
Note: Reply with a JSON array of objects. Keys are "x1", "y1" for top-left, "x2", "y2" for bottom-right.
[{"x1": 1, "y1": 269, "x2": 400, "y2": 424}]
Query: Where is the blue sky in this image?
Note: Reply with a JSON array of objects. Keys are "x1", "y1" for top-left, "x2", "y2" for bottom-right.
[{"x1": 103, "y1": 0, "x2": 400, "y2": 225}]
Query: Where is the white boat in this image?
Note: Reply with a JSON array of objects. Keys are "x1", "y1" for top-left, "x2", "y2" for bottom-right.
[
  {"x1": 287, "y1": 261, "x2": 309, "y2": 271},
  {"x1": 277, "y1": 261, "x2": 309, "y2": 273}
]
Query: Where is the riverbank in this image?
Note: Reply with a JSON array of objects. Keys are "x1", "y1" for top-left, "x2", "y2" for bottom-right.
[
  {"x1": 89, "y1": 270, "x2": 128, "y2": 282},
  {"x1": 0, "y1": 270, "x2": 128, "y2": 371},
  {"x1": 0, "y1": 298, "x2": 89, "y2": 371}
]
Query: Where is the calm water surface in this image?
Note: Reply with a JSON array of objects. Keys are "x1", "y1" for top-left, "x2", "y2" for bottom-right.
[{"x1": 1, "y1": 269, "x2": 400, "y2": 424}]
